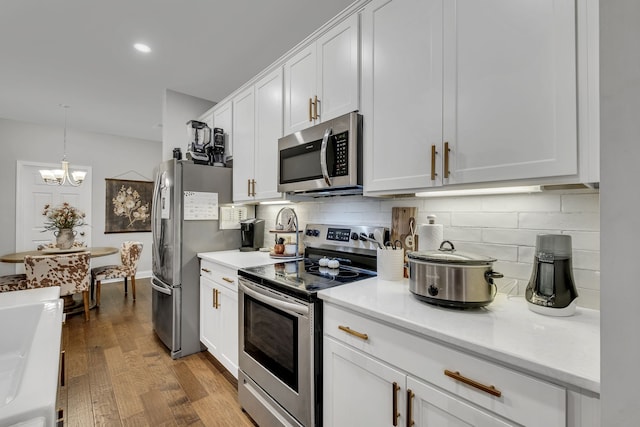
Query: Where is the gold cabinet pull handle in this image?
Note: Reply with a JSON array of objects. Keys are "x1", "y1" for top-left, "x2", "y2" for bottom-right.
[
  {"x1": 338, "y1": 325, "x2": 368, "y2": 341},
  {"x1": 201, "y1": 268, "x2": 211, "y2": 273},
  {"x1": 309, "y1": 98, "x2": 313, "y2": 121},
  {"x1": 313, "y1": 95, "x2": 319, "y2": 120},
  {"x1": 222, "y1": 277, "x2": 234, "y2": 283},
  {"x1": 444, "y1": 141, "x2": 450, "y2": 179},
  {"x1": 430, "y1": 144, "x2": 438, "y2": 181},
  {"x1": 444, "y1": 369, "x2": 502, "y2": 397},
  {"x1": 212, "y1": 289, "x2": 216, "y2": 308},
  {"x1": 247, "y1": 179, "x2": 251, "y2": 197},
  {"x1": 392, "y1": 382, "x2": 400, "y2": 426},
  {"x1": 252, "y1": 179, "x2": 256, "y2": 196},
  {"x1": 406, "y1": 389, "x2": 415, "y2": 427}
]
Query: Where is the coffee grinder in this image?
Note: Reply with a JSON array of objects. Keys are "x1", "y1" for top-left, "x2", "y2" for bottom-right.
[
  {"x1": 525, "y1": 234, "x2": 579, "y2": 316},
  {"x1": 211, "y1": 127, "x2": 225, "y2": 166}
]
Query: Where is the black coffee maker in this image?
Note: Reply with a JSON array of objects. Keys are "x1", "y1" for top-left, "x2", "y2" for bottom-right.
[
  {"x1": 525, "y1": 234, "x2": 579, "y2": 316},
  {"x1": 240, "y1": 219, "x2": 265, "y2": 252}
]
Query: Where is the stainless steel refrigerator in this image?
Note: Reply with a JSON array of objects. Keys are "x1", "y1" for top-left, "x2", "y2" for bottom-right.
[{"x1": 151, "y1": 159, "x2": 240, "y2": 359}]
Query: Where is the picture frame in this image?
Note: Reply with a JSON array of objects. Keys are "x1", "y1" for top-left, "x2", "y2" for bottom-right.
[{"x1": 104, "y1": 178, "x2": 153, "y2": 233}]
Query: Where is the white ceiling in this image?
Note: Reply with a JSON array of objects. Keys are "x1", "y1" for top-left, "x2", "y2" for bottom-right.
[{"x1": 0, "y1": 0, "x2": 355, "y2": 142}]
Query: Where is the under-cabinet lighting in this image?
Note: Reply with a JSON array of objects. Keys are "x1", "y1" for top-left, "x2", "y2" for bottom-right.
[
  {"x1": 134, "y1": 43, "x2": 151, "y2": 53},
  {"x1": 415, "y1": 185, "x2": 542, "y2": 198},
  {"x1": 259, "y1": 200, "x2": 293, "y2": 205}
]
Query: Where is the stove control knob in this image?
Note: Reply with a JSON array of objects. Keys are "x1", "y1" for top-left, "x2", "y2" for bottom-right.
[
  {"x1": 327, "y1": 259, "x2": 340, "y2": 269},
  {"x1": 319, "y1": 257, "x2": 329, "y2": 267},
  {"x1": 359, "y1": 233, "x2": 367, "y2": 241},
  {"x1": 368, "y1": 233, "x2": 375, "y2": 239},
  {"x1": 350, "y1": 232, "x2": 359, "y2": 241},
  {"x1": 428, "y1": 285, "x2": 439, "y2": 296},
  {"x1": 312, "y1": 229, "x2": 320, "y2": 237},
  {"x1": 305, "y1": 229, "x2": 313, "y2": 236}
]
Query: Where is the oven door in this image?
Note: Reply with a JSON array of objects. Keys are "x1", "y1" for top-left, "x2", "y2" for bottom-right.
[{"x1": 238, "y1": 277, "x2": 312, "y2": 426}]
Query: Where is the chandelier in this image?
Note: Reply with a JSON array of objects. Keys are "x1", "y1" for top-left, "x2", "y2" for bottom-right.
[{"x1": 39, "y1": 105, "x2": 87, "y2": 187}]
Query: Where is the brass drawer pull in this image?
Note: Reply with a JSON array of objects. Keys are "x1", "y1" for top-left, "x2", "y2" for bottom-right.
[
  {"x1": 222, "y1": 277, "x2": 235, "y2": 283},
  {"x1": 407, "y1": 389, "x2": 415, "y2": 427},
  {"x1": 247, "y1": 179, "x2": 251, "y2": 197},
  {"x1": 444, "y1": 369, "x2": 502, "y2": 397},
  {"x1": 430, "y1": 144, "x2": 437, "y2": 181},
  {"x1": 201, "y1": 268, "x2": 211, "y2": 273},
  {"x1": 444, "y1": 141, "x2": 450, "y2": 179},
  {"x1": 338, "y1": 325, "x2": 368, "y2": 341},
  {"x1": 392, "y1": 382, "x2": 400, "y2": 426},
  {"x1": 313, "y1": 95, "x2": 319, "y2": 120},
  {"x1": 309, "y1": 98, "x2": 313, "y2": 121}
]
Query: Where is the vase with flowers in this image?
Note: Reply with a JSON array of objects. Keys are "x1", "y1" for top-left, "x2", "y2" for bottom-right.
[{"x1": 42, "y1": 202, "x2": 86, "y2": 249}]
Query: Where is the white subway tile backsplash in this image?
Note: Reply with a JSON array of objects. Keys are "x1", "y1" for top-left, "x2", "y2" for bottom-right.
[
  {"x1": 445, "y1": 227, "x2": 482, "y2": 242},
  {"x1": 257, "y1": 189, "x2": 600, "y2": 309},
  {"x1": 481, "y1": 194, "x2": 561, "y2": 212},
  {"x1": 518, "y1": 212, "x2": 599, "y2": 231},
  {"x1": 482, "y1": 228, "x2": 553, "y2": 246},
  {"x1": 572, "y1": 250, "x2": 600, "y2": 271},
  {"x1": 561, "y1": 193, "x2": 600, "y2": 213},
  {"x1": 452, "y1": 212, "x2": 518, "y2": 228},
  {"x1": 562, "y1": 231, "x2": 600, "y2": 251}
]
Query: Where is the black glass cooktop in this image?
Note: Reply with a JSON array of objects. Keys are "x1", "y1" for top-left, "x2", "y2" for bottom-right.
[{"x1": 238, "y1": 257, "x2": 376, "y2": 301}]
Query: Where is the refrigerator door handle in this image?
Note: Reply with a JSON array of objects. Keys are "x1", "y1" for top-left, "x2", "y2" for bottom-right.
[{"x1": 151, "y1": 279, "x2": 172, "y2": 295}]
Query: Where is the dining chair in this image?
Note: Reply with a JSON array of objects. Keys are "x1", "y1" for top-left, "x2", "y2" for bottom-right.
[
  {"x1": 24, "y1": 251, "x2": 91, "y2": 321},
  {"x1": 91, "y1": 241, "x2": 143, "y2": 307},
  {"x1": 0, "y1": 274, "x2": 28, "y2": 292}
]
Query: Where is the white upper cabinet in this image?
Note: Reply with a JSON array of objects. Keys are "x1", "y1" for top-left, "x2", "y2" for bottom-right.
[
  {"x1": 363, "y1": 0, "x2": 589, "y2": 195},
  {"x1": 444, "y1": 0, "x2": 577, "y2": 185},
  {"x1": 232, "y1": 86, "x2": 256, "y2": 203},
  {"x1": 212, "y1": 100, "x2": 233, "y2": 160},
  {"x1": 232, "y1": 67, "x2": 284, "y2": 203},
  {"x1": 284, "y1": 14, "x2": 359, "y2": 135},
  {"x1": 362, "y1": 0, "x2": 444, "y2": 193}
]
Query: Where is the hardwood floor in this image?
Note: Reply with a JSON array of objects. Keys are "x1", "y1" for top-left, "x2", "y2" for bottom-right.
[{"x1": 58, "y1": 277, "x2": 256, "y2": 427}]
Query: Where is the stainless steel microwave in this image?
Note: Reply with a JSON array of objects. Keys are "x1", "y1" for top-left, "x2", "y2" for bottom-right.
[{"x1": 277, "y1": 112, "x2": 363, "y2": 197}]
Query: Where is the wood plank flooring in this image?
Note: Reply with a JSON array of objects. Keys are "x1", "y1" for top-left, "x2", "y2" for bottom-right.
[{"x1": 58, "y1": 278, "x2": 256, "y2": 427}]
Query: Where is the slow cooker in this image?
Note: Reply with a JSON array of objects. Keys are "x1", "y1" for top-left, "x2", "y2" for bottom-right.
[{"x1": 408, "y1": 241, "x2": 503, "y2": 308}]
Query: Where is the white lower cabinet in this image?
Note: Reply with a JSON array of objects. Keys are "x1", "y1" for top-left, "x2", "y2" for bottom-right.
[
  {"x1": 199, "y1": 259, "x2": 239, "y2": 378},
  {"x1": 323, "y1": 303, "x2": 569, "y2": 427}
]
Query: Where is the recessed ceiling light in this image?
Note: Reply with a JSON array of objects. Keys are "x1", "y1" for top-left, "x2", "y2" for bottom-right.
[{"x1": 134, "y1": 43, "x2": 151, "y2": 53}]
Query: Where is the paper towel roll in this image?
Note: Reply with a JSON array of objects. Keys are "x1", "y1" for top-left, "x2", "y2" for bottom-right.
[{"x1": 417, "y1": 223, "x2": 443, "y2": 251}]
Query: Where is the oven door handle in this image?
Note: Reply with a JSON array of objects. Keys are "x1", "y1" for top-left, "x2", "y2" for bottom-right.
[
  {"x1": 240, "y1": 281, "x2": 309, "y2": 316},
  {"x1": 320, "y1": 126, "x2": 333, "y2": 187}
]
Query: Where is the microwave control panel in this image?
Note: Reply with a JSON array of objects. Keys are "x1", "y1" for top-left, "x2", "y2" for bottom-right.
[{"x1": 332, "y1": 131, "x2": 349, "y2": 176}]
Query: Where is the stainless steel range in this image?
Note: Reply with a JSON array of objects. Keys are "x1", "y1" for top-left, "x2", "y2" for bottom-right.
[{"x1": 237, "y1": 223, "x2": 388, "y2": 427}]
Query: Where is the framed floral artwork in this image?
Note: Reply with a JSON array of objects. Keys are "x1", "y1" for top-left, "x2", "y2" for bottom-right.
[{"x1": 104, "y1": 178, "x2": 153, "y2": 233}]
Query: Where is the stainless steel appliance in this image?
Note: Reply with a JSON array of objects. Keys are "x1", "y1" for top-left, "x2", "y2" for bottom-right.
[
  {"x1": 240, "y1": 218, "x2": 265, "y2": 252},
  {"x1": 277, "y1": 112, "x2": 363, "y2": 197},
  {"x1": 525, "y1": 234, "x2": 579, "y2": 316},
  {"x1": 151, "y1": 159, "x2": 240, "y2": 359},
  {"x1": 237, "y1": 223, "x2": 387, "y2": 427},
  {"x1": 408, "y1": 241, "x2": 503, "y2": 308}
]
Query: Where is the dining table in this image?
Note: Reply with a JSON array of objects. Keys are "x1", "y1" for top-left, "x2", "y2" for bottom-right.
[{"x1": 0, "y1": 246, "x2": 119, "y2": 314}]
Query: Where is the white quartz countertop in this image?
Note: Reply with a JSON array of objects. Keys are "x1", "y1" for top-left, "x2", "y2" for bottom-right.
[
  {"x1": 318, "y1": 278, "x2": 600, "y2": 394},
  {"x1": 198, "y1": 249, "x2": 286, "y2": 270}
]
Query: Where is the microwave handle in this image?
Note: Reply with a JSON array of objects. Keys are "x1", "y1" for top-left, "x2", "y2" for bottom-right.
[{"x1": 320, "y1": 127, "x2": 333, "y2": 186}]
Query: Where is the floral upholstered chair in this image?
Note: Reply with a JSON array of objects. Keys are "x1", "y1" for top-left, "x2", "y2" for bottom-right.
[
  {"x1": 0, "y1": 274, "x2": 28, "y2": 292},
  {"x1": 91, "y1": 241, "x2": 143, "y2": 307},
  {"x1": 24, "y1": 251, "x2": 91, "y2": 321}
]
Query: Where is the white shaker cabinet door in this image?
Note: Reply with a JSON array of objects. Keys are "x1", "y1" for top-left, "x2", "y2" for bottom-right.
[
  {"x1": 443, "y1": 0, "x2": 577, "y2": 184},
  {"x1": 323, "y1": 337, "x2": 406, "y2": 427},
  {"x1": 232, "y1": 86, "x2": 256, "y2": 202},
  {"x1": 218, "y1": 284, "x2": 239, "y2": 379},
  {"x1": 212, "y1": 100, "x2": 233, "y2": 160},
  {"x1": 284, "y1": 44, "x2": 317, "y2": 135},
  {"x1": 362, "y1": 0, "x2": 444, "y2": 193},
  {"x1": 316, "y1": 13, "x2": 360, "y2": 123},
  {"x1": 254, "y1": 67, "x2": 283, "y2": 201},
  {"x1": 199, "y1": 276, "x2": 221, "y2": 356}
]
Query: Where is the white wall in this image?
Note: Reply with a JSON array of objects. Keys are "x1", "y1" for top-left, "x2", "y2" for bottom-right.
[
  {"x1": 162, "y1": 89, "x2": 215, "y2": 161},
  {"x1": 0, "y1": 117, "x2": 161, "y2": 276},
  {"x1": 258, "y1": 190, "x2": 600, "y2": 309},
  {"x1": 600, "y1": 1, "x2": 640, "y2": 424}
]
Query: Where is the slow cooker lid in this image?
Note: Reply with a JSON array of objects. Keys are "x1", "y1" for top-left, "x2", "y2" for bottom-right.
[{"x1": 408, "y1": 240, "x2": 496, "y2": 265}]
